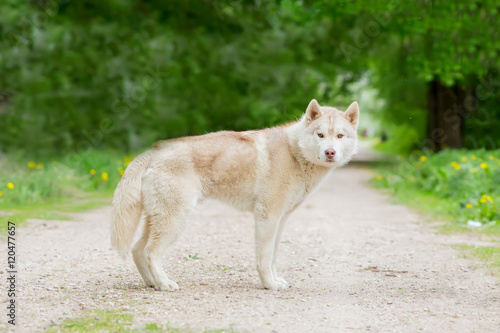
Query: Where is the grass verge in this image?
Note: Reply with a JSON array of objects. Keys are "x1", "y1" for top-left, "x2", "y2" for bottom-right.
[
  {"x1": 449, "y1": 245, "x2": 500, "y2": 277},
  {"x1": 372, "y1": 148, "x2": 500, "y2": 236},
  {"x1": 1, "y1": 189, "x2": 113, "y2": 232},
  {"x1": 46, "y1": 309, "x2": 161, "y2": 332},
  {"x1": 0, "y1": 150, "x2": 133, "y2": 228},
  {"x1": 45, "y1": 309, "x2": 236, "y2": 333},
  {"x1": 370, "y1": 148, "x2": 500, "y2": 274}
]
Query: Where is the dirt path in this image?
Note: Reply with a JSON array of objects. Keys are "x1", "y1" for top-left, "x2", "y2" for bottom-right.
[{"x1": 4, "y1": 165, "x2": 500, "y2": 332}]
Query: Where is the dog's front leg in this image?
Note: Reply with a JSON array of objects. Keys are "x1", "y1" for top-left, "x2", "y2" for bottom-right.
[
  {"x1": 271, "y1": 209, "x2": 295, "y2": 288},
  {"x1": 255, "y1": 212, "x2": 289, "y2": 291}
]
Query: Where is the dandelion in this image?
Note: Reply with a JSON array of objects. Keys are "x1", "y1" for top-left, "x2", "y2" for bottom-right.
[
  {"x1": 7, "y1": 183, "x2": 14, "y2": 189},
  {"x1": 124, "y1": 156, "x2": 131, "y2": 166},
  {"x1": 375, "y1": 175, "x2": 383, "y2": 181},
  {"x1": 471, "y1": 155, "x2": 477, "y2": 160},
  {"x1": 489, "y1": 155, "x2": 495, "y2": 160},
  {"x1": 420, "y1": 156, "x2": 427, "y2": 162},
  {"x1": 27, "y1": 161, "x2": 36, "y2": 168},
  {"x1": 0, "y1": 191, "x2": 3, "y2": 197},
  {"x1": 36, "y1": 163, "x2": 43, "y2": 169},
  {"x1": 466, "y1": 203, "x2": 472, "y2": 209},
  {"x1": 101, "y1": 172, "x2": 109, "y2": 182},
  {"x1": 90, "y1": 169, "x2": 96, "y2": 175},
  {"x1": 480, "y1": 198, "x2": 487, "y2": 204},
  {"x1": 118, "y1": 167, "x2": 125, "y2": 176},
  {"x1": 471, "y1": 168, "x2": 478, "y2": 174},
  {"x1": 480, "y1": 163, "x2": 487, "y2": 169},
  {"x1": 482, "y1": 195, "x2": 494, "y2": 203},
  {"x1": 451, "y1": 161, "x2": 461, "y2": 170},
  {"x1": 460, "y1": 157, "x2": 467, "y2": 162}
]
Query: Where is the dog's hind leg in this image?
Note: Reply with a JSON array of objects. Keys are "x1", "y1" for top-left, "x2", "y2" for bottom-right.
[
  {"x1": 143, "y1": 207, "x2": 193, "y2": 291},
  {"x1": 132, "y1": 218, "x2": 155, "y2": 288},
  {"x1": 141, "y1": 167, "x2": 201, "y2": 291},
  {"x1": 142, "y1": 178, "x2": 200, "y2": 291}
]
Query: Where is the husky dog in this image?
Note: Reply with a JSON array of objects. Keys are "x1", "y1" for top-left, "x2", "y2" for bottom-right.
[{"x1": 111, "y1": 99, "x2": 359, "y2": 291}]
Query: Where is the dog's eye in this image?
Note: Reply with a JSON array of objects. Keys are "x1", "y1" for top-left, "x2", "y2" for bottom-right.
[
  {"x1": 317, "y1": 133, "x2": 324, "y2": 138},
  {"x1": 337, "y1": 134, "x2": 344, "y2": 139}
]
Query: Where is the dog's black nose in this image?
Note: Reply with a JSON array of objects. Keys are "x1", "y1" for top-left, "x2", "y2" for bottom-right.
[{"x1": 325, "y1": 148, "x2": 336, "y2": 158}]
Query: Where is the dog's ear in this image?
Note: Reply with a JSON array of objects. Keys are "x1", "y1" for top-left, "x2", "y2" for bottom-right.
[
  {"x1": 305, "y1": 99, "x2": 323, "y2": 123},
  {"x1": 344, "y1": 101, "x2": 359, "y2": 129}
]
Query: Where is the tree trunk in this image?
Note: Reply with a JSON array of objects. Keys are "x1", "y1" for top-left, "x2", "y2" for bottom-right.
[{"x1": 426, "y1": 79, "x2": 466, "y2": 151}]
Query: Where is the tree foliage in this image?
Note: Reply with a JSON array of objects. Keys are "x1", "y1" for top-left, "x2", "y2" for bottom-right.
[
  {"x1": 317, "y1": 0, "x2": 500, "y2": 152},
  {"x1": 0, "y1": 0, "x2": 353, "y2": 155},
  {"x1": 0, "y1": 0, "x2": 498, "y2": 155}
]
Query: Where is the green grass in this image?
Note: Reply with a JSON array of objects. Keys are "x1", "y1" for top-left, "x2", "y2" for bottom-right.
[
  {"x1": 0, "y1": 150, "x2": 134, "y2": 227},
  {"x1": 46, "y1": 309, "x2": 237, "y2": 333},
  {"x1": 1, "y1": 190, "x2": 113, "y2": 232},
  {"x1": 450, "y1": 245, "x2": 500, "y2": 277},
  {"x1": 372, "y1": 148, "x2": 500, "y2": 236},
  {"x1": 371, "y1": 148, "x2": 500, "y2": 275},
  {"x1": 45, "y1": 309, "x2": 164, "y2": 332}
]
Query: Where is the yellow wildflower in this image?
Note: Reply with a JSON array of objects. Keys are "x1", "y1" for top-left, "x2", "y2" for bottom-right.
[
  {"x1": 471, "y1": 168, "x2": 478, "y2": 174},
  {"x1": 124, "y1": 156, "x2": 131, "y2": 166},
  {"x1": 0, "y1": 191, "x2": 3, "y2": 197},
  {"x1": 27, "y1": 161, "x2": 36, "y2": 168},
  {"x1": 481, "y1": 194, "x2": 493, "y2": 202},
  {"x1": 90, "y1": 169, "x2": 96, "y2": 175},
  {"x1": 460, "y1": 157, "x2": 467, "y2": 162},
  {"x1": 101, "y1": 172, "x2": 109, "y2": 182},
  {"x1": 118, "y1": 167, "x2": 125, "y2": 176},
  {"x1": 480, "y1": 163, "x2": 487, "y2": 169},
  {"x1": 451, "y1": 162, "x2": 461, "y2": 170},
  {"x1": 471, "y1": 155, "x2": 477, "y2": 160},
  {"x1": 420, "y1": 156, "x2": 427, "y2": 162},
  {"x1": 7, "y1": 183, "x2": 14, "y2": 189},
  {"x1": 36, "y1": 163, "x2": 43, "y2": 169},
  {"x1": 375, "y1": 175, "x2": 383, "y2": 181},
  {"x1": 489, "y1": 155, "x2": 495, "y2": 160},
  {"x1": 466, "y1": 203, "x2": 472, "y2": 209},
  {"x1": 480, "y1": 198, "x2": 487, "y2": 204}
]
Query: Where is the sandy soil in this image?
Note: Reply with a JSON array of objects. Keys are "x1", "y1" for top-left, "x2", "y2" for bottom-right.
[{"x1": 2, "y1": 165, "x2": 500, "y2": 332}]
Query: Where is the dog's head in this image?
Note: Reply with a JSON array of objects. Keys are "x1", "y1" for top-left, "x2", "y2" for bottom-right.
[{"x1": 297, "y1": 99, "x2": 359, "y2": 168}]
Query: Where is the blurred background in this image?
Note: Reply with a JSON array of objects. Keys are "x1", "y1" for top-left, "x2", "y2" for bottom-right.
[{"x1": 0, "y1": 1, "x2": 499, "y2": 232}]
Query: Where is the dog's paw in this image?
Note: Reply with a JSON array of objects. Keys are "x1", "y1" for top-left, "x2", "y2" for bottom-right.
[
  {"x1": 263, "y1": 278, "x2": 289, "y2": 291},
  {"x1": 275, "y1": 277, "x2": 290, "y2": 289},
  {"x1": 155, "y1": 279, "x2": 179, "y2": 291}
]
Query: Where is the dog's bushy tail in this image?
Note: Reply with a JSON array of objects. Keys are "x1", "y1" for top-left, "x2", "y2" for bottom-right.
[{"x1": 110, "y1": 151, "x2": 152, "y2": 257}]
